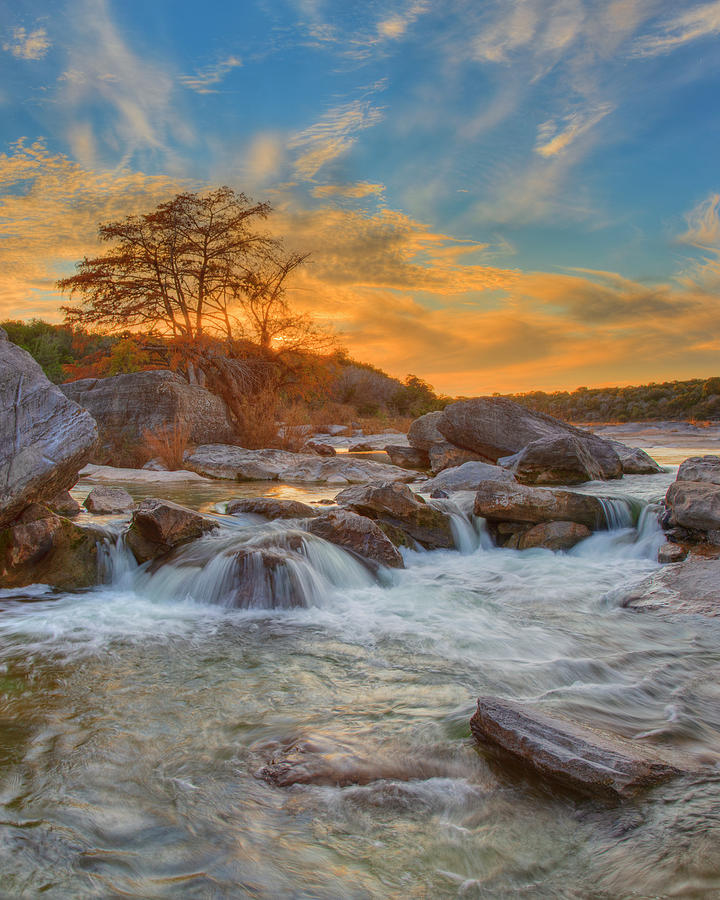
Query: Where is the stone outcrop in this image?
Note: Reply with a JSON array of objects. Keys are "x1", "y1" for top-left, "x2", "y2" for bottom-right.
[
  {"x1": 422, "y1": 461, "x2": 515, "y2": 494},
  {"x1": 126, "y1": 498, "x2": 217, "y2": 563},
  {"x1": 622, "y1": 556, "x2": 720, "y2": 615},
  {"x1": 306, "y1": 508, "x2": 404, "y2": 569},
  {"x1": 473, "y1": 480, "x2": 606, "y2": 530},
  {"x1": 226, "y1": 498, "x2": 319, "y2": 519},
  {"x1": 383, "y1": 445, "x2": 430, "y2": 470},
  {"x1": 184, "y1": 445, "x2": 418, "y2": 486},
  {"x1": 335, "y1": 481, "x2": 454, "y2": 550},
  {"x1": 61, "y1": 370, "x2": 235, "y2": 465},
  {"x1": 1, "y1": 332, "x2": 98, "y2": 528},
  {"x1": 0, "y1": 504, "x2": 105, "y2": 589},
  {"x1": 516, "y1": 521, "x2": 591, "y2": 551},
  {"x1": 501, "y1": 434, "x2": 621, "y2": 485},
  {"x1": 470, "y1": 696, "x2": 682, "y2": 797},
  {"x1": 83, "y1": 486, "x2": 135, "y2": 514}
]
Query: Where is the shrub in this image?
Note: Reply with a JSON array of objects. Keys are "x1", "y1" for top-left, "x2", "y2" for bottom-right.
[{"x1": 143, "y1": 423, "x2": 192, "y2": 470}]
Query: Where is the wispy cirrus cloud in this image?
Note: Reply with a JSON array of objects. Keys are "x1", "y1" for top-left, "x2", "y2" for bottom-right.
[
  {"x1": 535, "y1": 103, "x2": 614, "y2": 157},
  {"x1": 312, "y1": 182, "x2": 384, "y2": 199},
  {"x1": 632, "y1": 0, "x2": 720, "y2": 56},
  {"x1": 180, "y1": 55, "x2": 242, "y2": 93},
  {"x1": 288, "y1": 99, "x2": 384, "y2": 180},
  {"x1": 3, "y1": 25, "x2": 51, "y2": 60}
]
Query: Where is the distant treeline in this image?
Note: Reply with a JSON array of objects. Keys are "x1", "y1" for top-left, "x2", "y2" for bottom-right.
[{"x1": 500, "y1": 379, "x2": 720, "y2": 423}]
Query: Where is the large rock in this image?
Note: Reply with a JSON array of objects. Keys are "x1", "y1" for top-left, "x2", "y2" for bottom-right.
[
  {"x1": 676, "y1": 455, "x2": 720, "y2": 485},
  {"x1": 61, "y1": 370, "x2": 235, "y2": 465},
  {"x1": 437, "y1": 397, "x2": 622, "y2": 479},
  {"x1": 0, "y1": 332, "x2": 98, "y2": 528},
  {"x1": 184, "y1": 445, "x2": 417, "y2": 486},
  {"x1": 665, "y1": 481, "x2": 720, "y2": 533},
  {"x1": 422, "y1": 461, "x2": 515, "y2": 494},
  {"x1": 501, "y1": 434, "x2": 621, "y2": 485},
  {"x1": 83, "y1": 486, "x2": 135, "y2": 514},
  {"x1": 473, "y1": 480, "x2": 606, "y2": 530},
  {"x1": 470, "y1": 696, "x2": 681, "y2": 798},
  {"x1": 0, "y1": 504, "x2": 105, "y2": 589},
  {"x1": 126, "y1": 498, "x2": 217, "y2": 563},
  {"x1": 407, "y1": 411, "x2": 445, "y2": 450},
  {"x1": 226, "y1": 498, "x2": 319, "y2": 519},
  {"x1": 335, "y1": 482, "x2": 454, "y2": 550},
  {"x1": 306, "y1": 508, "x2": 404, "y2": 569},
  {"x1": 383, "y1": 445, "x2": 430, "y2": 470},
  {"x1": 607, "y1": 440, "x2": 663, "y2": 475},
  {"x1": 517, "y1": 521, "x2": 591, "y2": 551},
  {"x1": 428, "y1": 442, "x2": 490, "y2": 474}
]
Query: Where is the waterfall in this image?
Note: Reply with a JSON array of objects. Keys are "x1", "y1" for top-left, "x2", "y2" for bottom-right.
[
  {"x1": 597, "y1": 496, "x2": 644, "y2": 530},
  {"x1": 428, "y1": 497, "x2": 481, "y2": 554}
]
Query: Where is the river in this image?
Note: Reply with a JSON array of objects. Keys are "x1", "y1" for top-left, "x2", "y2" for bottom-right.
[{"x1": 0, "y1": 460, "x2": 719, "y2": 898}]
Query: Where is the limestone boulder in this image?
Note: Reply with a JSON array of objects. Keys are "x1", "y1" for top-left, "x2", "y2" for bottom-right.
[
  {"x1": 226, "y1": 498, "x2": 319, "y2": 519},
  {"x1": 83, "y1": 486, "x2": 135, "y2": 514},
  {"x1": 184, "y1": 444, "x2": 417, "y2": 486},
  {"x1": 0, "y1": 504, "x2": 105, "y2": 589},
  {"x1": 428, "y1": 442, "x2": 491, "y2": 473},
  {"x1": 0, "y1": 332, "x2": 98, "y2": 528},
  {"x1": 473, "y1": 480, "x2": 606, "y2": 530},
  {"x1": 126, "y1": 498, "x2": 217, "y2": 563},
  {"x1": 61, "y1": 370, "x2": 235, "y2": 466},
  {"x1": 306, "y1": 508, "x2": 404, "y2": 569},
  {"x1": 665, "y1": 481, "x2": 720, "y2": 533},
  {"x1": 302, "y1": 440, "x2": 336, "y2": 457},
  {"x1": 383, "y1": 445, "x2": 430, "y2": 470},
  {"x1": 676, "y1": 455, "x2": 720, "y2": 485},
  {"x1": 422, "y1": 461, "x2": 515, "y2": 494},
  {"x1": 517, "y1": 520, "x2": 591, "y2": 551},
  {"x1": 470, "y1": 696, "x2": 682, "y2": 798},
  {"x1": 437, "y1": 397, "x2": 622, "y2": 479},
  {"x1": 608, "y1": 440, "x2": 663, "y2": 475},
  {"x1": 407, "y1": 410, "x2": 445, "y2": 450},
  {"x1": 47, "y1": 491, "x2": 81, "y2": 518},
  {"x1": 335, "y1": 481, "x2": 454, "y2": 550},
  {"x1": 501, "y1": 434, "x2": 621, "y2": 485}
]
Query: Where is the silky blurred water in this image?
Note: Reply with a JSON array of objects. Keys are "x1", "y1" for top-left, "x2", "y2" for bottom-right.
[{"x1": 1, "y1": 469, "x2": 719, "y2": 898}]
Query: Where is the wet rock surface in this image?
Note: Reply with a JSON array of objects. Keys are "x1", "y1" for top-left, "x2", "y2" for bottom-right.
[
  {"x1": 1, "y1": 332, "x2": 98, "y2": 528},
  {"x1": 83, "y1": 485, "x2": 135, "y2": 514},
  {"x1": 657, "y1": 541, "x2": 688, "y2": 564},
  {"x1": 305, "y1": 508, "x2": 404, "y2": 569},
  {"x1": 184, "y1": 444, "x2": 417, "y2": 485},
  {"x1": 470, "y1": 696, "x2": 682, "y2": 798},
  {"x1": 474, "y1": 480, "x2": 606, "y2": 530},
  {"x1": 622, "y1": 555, "x2": 720, "y2": 616},
  {"x1": 335, "y1": 481, "x2": 454, "y2": 550},
  {"x1": 126, "y1": 498, "x2": 217, "y2": 563},
  {"x1": 0, "y1": 504, "x2": 105, "y2": 589},
  {"x1": 226, "y1": 498, "x2": 319, "y2": 520},
  {"x1": 517, "y1": 520, "x2": 592, "y2": 551}
]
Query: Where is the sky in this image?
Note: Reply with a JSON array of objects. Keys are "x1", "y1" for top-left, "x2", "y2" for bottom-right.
[{"x1": 2, "y1": 0, "x2": 720, "y2": 395}]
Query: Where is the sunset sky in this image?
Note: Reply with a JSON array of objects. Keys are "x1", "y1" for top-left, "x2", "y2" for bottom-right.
[{"x1": 2, "y1": 0, "x2": 720, "y2": 394}]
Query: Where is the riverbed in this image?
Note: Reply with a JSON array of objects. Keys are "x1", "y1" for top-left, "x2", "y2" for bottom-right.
[{"x1": 0, "y1": 450, "x2": 719, "y2": 897}]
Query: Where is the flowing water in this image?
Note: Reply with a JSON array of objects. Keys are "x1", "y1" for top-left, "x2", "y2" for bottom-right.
[{"x1": 1, "y1": 468, "x2": 720, "y2": 898}]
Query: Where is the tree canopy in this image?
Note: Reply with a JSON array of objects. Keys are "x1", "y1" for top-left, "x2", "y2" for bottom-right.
[{"x1": 58, "y1": 186, "x2": 321, "y2": 352}]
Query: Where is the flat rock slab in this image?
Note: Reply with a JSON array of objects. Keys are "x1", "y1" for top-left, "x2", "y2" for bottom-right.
[
  {"x1": 622, "y1": 555, "x2": 720, "y2": 616},
  {"x1": 79, "y1": 465, "x2": 211, "y2": 483},
  {"x1": 470, "y1": 696, "x2": 682, "y2": 798}
]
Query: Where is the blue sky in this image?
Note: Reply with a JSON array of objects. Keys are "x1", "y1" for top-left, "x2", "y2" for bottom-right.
[{"x1": 2, "y1": 0, "x2": 720, "y2": 393}]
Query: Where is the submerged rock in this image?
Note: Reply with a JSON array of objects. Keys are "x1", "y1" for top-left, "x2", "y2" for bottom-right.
[
  {"x1": 0, "y1": 332, "x2": 98, "y2": 528},
  {"x1": 83, "y1": 486, "x2": 135, "y2": 514},
  {"x1": 61, "y1": 369, "x2": 235, "y2": 466},
  {"x1": 335, "y1": 481, "x2": 454, "y2": 550},
  {"x1": 184, "y1": 444, "x2": 417, "y2": 485},
  {"x1": 422, "y1": 460, "x2": 515, "y2": 494},
  {"x1": 226, "y1": 498, "x2": 319, "y2": 520},
  {"x1": 622, "y1": 556, "x2": 720, "y2": 616},
  {"x1": 517, "y1": 521, "x2": 592, "y2": 551},
  {"x1": 126, "y1": 498, "x2": 217, "y2": 563},
  {"x1": 306, "y1": 508, "x2": 404, "y2": 569},
  {"x1": 0, "y1": 504, "x2": 105, "y2": 589},
  {"x1": 470, "y1": 696, "x2": 682, "y2": 798},
  {"x1": 474, "y1": 480, "x2": 606, "y2": 530}
]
